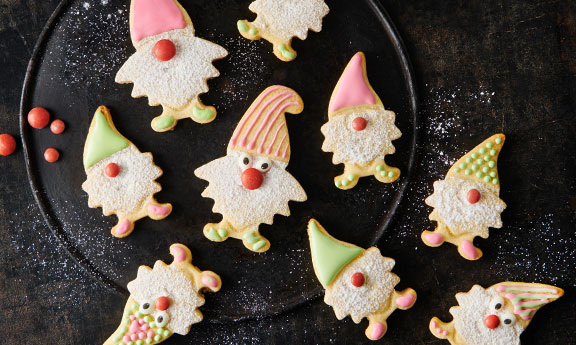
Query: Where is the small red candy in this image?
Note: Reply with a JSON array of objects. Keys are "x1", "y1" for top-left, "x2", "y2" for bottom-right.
[
  {"x1": 153, "y1": 39, "x2": 176, "y2": 61},
  {"x1": 484, "y1": 314, "x2": 500, "y2": 329},
  {"x1": 50, "y1": 119, "x2": 66, "y2": 134},
  {"x1": 28, "y1": 107, "x2": 51, "y2": 129},
  {"x1": 156, "y1": 296, "x2": 170, "y2": 311},
  {"x1": 466, "y1": 189, "x2": 481, "y2": 204},
  {"x1": 241, "y1": 168, "x2": 263, "y2": 190},
  {"x1": 44, "y1": 148, "x2": 59, "y2": 163},
  {"x1": 105, "y1": 163, "x2": 120, "y2": 177},
  {"x1": 352, "y1": 117, "x2": 367, "y2": 131},
  {"x1": 0, "y1": 134, "x2": 17, "y2": 156},
  {"x1": 351, "y1": 272, "x2": 365, "y2": 287}
]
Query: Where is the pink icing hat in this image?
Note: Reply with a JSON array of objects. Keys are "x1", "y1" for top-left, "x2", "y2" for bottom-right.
[
  {"x1": 130, "y1": 0, "x2": 189, "y2": 43},
  {"x1": 328, "y1": 52, "x2": 383, "y2": 114}
]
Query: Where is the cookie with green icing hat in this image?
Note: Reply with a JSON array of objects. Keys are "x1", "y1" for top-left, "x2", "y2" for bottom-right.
[
  {"x1": 307, "y1": 219, "x2": 417, "y2": 341},
  {"x1": 82, "y1": 106, "x2": 172, "y2": 238},
  {"x1": 429, "y1": 281, "x2": 563, "y2": 345}
]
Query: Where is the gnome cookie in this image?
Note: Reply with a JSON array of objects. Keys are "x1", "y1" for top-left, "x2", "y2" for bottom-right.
[
  {"x1": 421, "y1": 134, "x2": 507, "y2": 260},
  {"x1": 321, "y1": 52, "x2": 402, "y2": 190},
  {"x1": 116, "y1": 0, "x2": 228, "y2": 132},
  {"x1": 237, "y1": 0, "x2": 329, "y2": 61},
  {"x1": 82, "y1": 106, "x2": 172, "y2": 238},
  {"x1": 195, "y1": 86, "x2": 307, "y2": 253},
  {"x1": 103, "y1": 244, "x2": 222, "y2": 345},
  {"x1": 307, "y1": 219, "x2": 416, "y2": 341},
  {"x1": 430, "y1": 282, "x2": 563, "y2": 345}
]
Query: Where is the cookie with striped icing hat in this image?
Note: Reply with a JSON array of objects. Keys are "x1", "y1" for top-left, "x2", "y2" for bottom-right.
[
  {"x1": 429, "y1": 282, "x2": 563, "y2": 345},
  {"x1": 421, "y1": 134, "x2": 507, "y2": 260}
]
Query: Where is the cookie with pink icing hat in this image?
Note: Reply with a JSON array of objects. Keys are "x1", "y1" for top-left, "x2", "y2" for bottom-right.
[
  {"x1": 116, "y1": 0, "x2": 228, "y2": 132},
  {"x1": 321, "y1": 52, "x2": 402, "y2": 190},
  {"x1": 103, "y1": 244, "x2": 222, "y2": 345},
  {"x1": 194, "y1": 86, "x2": 307, "y2": 252},
  {"x1": 307, "y1": 219, "x2": 417, "y2": 341},
  {"x1": 82, "y1": 106, "x2": 172, "y2": 238},
  {"x1": 430, "y1": 282, "x2": 563, "y2": 345},
  {"x1": 237, "y1": 0, "x2": 329, "y2": 61},
  {"x1": 421, "y1": 134, "x2": 507, "y2": 260}
]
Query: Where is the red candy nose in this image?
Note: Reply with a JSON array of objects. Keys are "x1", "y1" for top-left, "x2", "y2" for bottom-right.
[
  {"x1": 105, "y1": 163, "x2": 120, "y2": 177},
  {"x1": 484, "y1": 314, "x2": 500, "y2": 329},
  {"x1": 153, "y1": 39, "x2": 176, "y2": 61},
  {"x1": 467, "y1": 189, "x2": 481, "y2": 204},
  {"x1": 155, "y1": 296, "x2": 170, "y2": 311},
  {"x1": 351, "y1": 272, "x2": 365, "y2": 287},
  {"x1": 241, "y1": 168, "x2": 263, "y2": 190},
  {"x1": 352, "y1": 117, "x2": 367, "y2": 131}
]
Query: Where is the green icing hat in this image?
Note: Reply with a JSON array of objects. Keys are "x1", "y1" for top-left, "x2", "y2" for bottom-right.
[
  {"x1": 83, "y1": 106, "x2": 130, "y2": 169},
  {"x1": 307, "y1": 219, "x2": 364, "y2": 288}
]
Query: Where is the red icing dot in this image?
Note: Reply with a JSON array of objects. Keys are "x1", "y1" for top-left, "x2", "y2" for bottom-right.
[
  {"x1": 153, "y1": 39, "x2": 176, "y2": 61},
  {"x1": 50, "y1": 119, "x2": 66, "y2": 134},
  {"x1": 466, "y1": 189, "x2": 481, "y2": 204},
  {"x1": 484, "y1": 314, "x2": 500, "y2": 329},
  {"x1": 352, "y1": 117, "x2": 367, "y2": 131},
  {"x1": 156, "y1": 296, "x2": 170, "y2": 311},
  {"x1": 241, "y1": 168, "x2": 263, "y2": 190},
  {"x1": 0, "y1": 134, "x2": 16, "y2": 156},
  {"x1": 44, "y1": 148, "x2": 59, "y2": 163},
  {"x1": 28, "y1": 107, "x2": 50, "y2": 129},
  {"x1": 351, "y1": 272, "x2": 365, "y2": 287},
  {"x1": 105, "y1": 163, "x2": 120, "y2": 177}
]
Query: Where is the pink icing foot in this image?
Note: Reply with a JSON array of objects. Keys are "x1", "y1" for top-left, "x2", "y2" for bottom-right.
[
  {"x1": 424, "y1": 232, "x2": 444, "y2": 245},
  {"x1": 202, "y1": 275, "x2": 219, "y2": 288},
  {"x1": 148, "y1": 204, "x2": 171, "y2": 217},
  {"x1": 396, "y1": 293, "x2": 416, "y2": 309},
  {"x1": 370, "y1": 322, "x2": 386, "y2": 340},
  {"x1": 460, "y1": 240, "x2": 480, "y2": 259},
  {"x1": 114, "y1": 219, "x2": 131, "y2": 236}
]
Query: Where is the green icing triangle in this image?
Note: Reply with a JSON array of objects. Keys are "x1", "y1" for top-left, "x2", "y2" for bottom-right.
[
  {"x1": 83, "y1": 110, "x2": 130, "y2": 169},
  {"x1": 308, "y1": 220, "x2": 364, "y2": 287}
]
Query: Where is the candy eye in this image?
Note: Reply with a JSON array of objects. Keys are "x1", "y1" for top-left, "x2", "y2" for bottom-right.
[
  {"x1": 501, "y1": 312, "x2": 515, "y2": 326},
  {"x1": 139, "y1": 301, "x2": 153, "y2": 315},
  {"x1": 238, "y1": 153, "x2": 252, "y2": 169},
  {"x1": 154, "y1": 311, "x2": 169, "y2": 327},
  {"x1": 490, "y1": 296, "x2": 504, "y2": 311},
  {"x1": 255, "y1": 158, "x2": 271, "y2": 173}
]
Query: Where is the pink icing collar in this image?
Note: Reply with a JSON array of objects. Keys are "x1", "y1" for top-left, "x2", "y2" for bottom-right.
[
  {"x1": 329, "y1": 52, "x2": 376, "y2": 112},
  {"x1": 131, "y1": 0, "x2": 187, "y2": 42}
]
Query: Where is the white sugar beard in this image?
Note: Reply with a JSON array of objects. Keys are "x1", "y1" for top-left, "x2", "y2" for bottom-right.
[
  {"x1": 116, "y1": 27, "x2": 228, "y2": 109},
  {"x1": 194, "y1": 151, "x2": 307, "y2": 229},
  {"x1": 127, "y1": 262, "x2": 203, "y2": 335},
  {"x1": 425, "y1": 176, "x2": 506, "y2": 237},
  {"x1": 82, "y1": 145, "x2": 162, "y2": 218},
  {"x1": 250, "y1": 0, "x2": 329, "y2": 41},
  {"x1": 451, "y1": 286, "x2": 524, "y2": 345},
  {"x1": 321, "y1": 109, "x2": 401, "y2": 165},
  {"x1": 324, "y1": 248, "x2": 399, "y2": 323}
]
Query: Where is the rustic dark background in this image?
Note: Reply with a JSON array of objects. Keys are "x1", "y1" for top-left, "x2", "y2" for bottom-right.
[{"x1": 1, "y1": 0, "x2": 575, "y2": 344}]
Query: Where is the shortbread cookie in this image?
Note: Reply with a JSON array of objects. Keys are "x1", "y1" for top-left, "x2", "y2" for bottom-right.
[
  {"x1": 82, "y1": 106, "x2": 172, "y2": 238},
  {"x1": 195, "y1": 86, "x2": 307, "y2": 252},
  {"x1": 421, "y1": 134, "x2": 507, "y2": 260},
  {"x1": 116, "y1": 0, "x2": 228, "y2": 132},
  {"x1": 237, "y1": 0, "x2": 329, "y2": 61},
  {"x1": 430, "y1": 282, "x2": 563, "y2": 345},
  {"x1": 103, "y1": 244, "x2": 222, "y2": 345},
  {"x1": 321, "y1": 52, "x2": 402, "y2": 190},
  {"x1": 307, "y1": 219, "x2": 416, "y2": 340}
]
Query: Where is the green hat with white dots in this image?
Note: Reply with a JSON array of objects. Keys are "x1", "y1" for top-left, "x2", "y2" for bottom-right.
[{"x1": 447, "y1": 134, "x2": 505, "y2": 186}]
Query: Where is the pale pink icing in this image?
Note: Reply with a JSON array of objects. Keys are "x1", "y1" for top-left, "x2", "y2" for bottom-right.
[
  {"x1": 265, "y1": 123, "x2": 285, "y2": 154},
  {"x1": 115, "y1": 219, "x2": 131, "y2": 235},
  {"x1": 396, "y1": 293, "x2": 415, "y2": 308},
  {"x1": 131, "y1": 0, "x2": 187, "y2": 42},
  {"x1": 202, "y1": 275, "x2": 218, "y2": 287},
  {"x1": 254, "y1": 100, "x2": 298, "y2": 152},
  {"x1": 371, "y1": 322, "x2": 386, "y2": 339},
  {"x1": 172, "y1": 246, "x2": 186, "y2": 261},
  {"x1": 147, "y1": 204, "x2": 170, "y2": 216},
  {"x1": 425, "y1": 233, "x2": 444, "y2": 245},
  {"x1": 274, "y1": 134, "x2": 287, "y2": 157},
  {"x1": 329, "y1": 53, "x2": 376, "y2": 112},
  {"x1": 238, "y1": 91, "x2": 291, "y2": 148},
  {"x1": 247, "y1": 94, "x2": 293, "y2": 150},
  {"x1": 460, "y1": 240, "x2": 479, "y2": 259}
]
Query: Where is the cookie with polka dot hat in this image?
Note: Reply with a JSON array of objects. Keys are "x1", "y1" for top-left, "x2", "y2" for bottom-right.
[
  {"x1": 194, "y1": 86, "x2": 307, "y2": 253},
  {"x1": 116, "y1": 0, "x2": 228, "y2": 132},
  {"x1": 103, "y1": 244, "x2": 222, "y2": 345},
  {"x1": 430, "y1": 282, "x2": 563, "y2": 345},
  {"x1": 421, "y1": 134, "x2": 507, "y2": 260},
  {"x1": 237, "y1": 0, "x2": 329, "y2": 61},
  {"x1": 321, "y1": 52, "x2": 402, "y2": 190},
  {"x1": 82, "y1": 106, "x2": 172, "y2": 238},
  {"x1": 307, "y1": 219, "x2": 417, "y2": 341}
]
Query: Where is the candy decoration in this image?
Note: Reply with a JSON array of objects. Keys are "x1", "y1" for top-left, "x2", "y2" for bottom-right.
[
  {"x1": 105, "y1": 163, "x2": 121, "y2": 177},
  {"x1": 495, "y1": 283, "x2": 564, "y2": 320},
  {"x1": 241, "y1": 168, "x2": 263, "y2": 190},
  {"x1": 28, "y1": 107, "x2": 50, "y2": 129},
  {"x1": 484, "y1": 314, "x2": 500, "y2": 329},
  {"x1": 0, "y1": 134, "x2": 16, "y2": 156},
  {"x1": 50, "y1": 119, "x2": 66, "y2": 134},
  {"x1": 44, "y1": 148, "x2": 59, "y2": 162},
  {"x1": 155, "y1": 296, "x2": 170, "y2": 311},
  {"x1": 466, "y1": 189, "x2": 481, "y2": 204},
  {"x1": 153, "y1": 39, "x2": 177, "y2": 61},
  {"x1": 350, "y1": 272, "x2": 365, "y2": 287},
  {"x1": 352, "y1": 117, "x2": 367, "y2": 131}
]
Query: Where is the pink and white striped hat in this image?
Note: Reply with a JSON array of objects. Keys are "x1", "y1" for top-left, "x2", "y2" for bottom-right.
[{"x1": 228, "y1": 86, "x2": 303, "y2": 163}]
